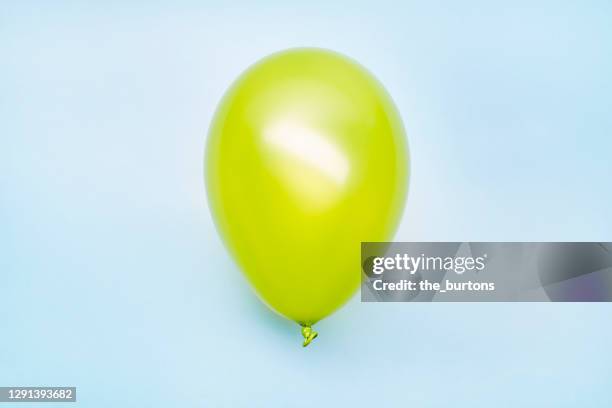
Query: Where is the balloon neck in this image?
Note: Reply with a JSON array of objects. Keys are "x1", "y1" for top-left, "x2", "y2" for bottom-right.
[{"x1": 301, "y1": 325, "x2": 318, "y2": 347}]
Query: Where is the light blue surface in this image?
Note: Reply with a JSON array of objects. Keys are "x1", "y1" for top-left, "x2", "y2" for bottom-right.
[{"x1": 1, "y1": 1, "x2": 611, "y2": 407}]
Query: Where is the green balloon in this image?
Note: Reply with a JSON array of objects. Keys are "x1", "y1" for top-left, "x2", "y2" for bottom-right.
[{"x1": 206, "y1": 48, "x2": 409, "y2": 345}]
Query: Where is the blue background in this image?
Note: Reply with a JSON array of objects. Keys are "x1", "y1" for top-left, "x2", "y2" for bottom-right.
[{"x1": 2, "y1": 1, "x2": 611, "y2": 406}]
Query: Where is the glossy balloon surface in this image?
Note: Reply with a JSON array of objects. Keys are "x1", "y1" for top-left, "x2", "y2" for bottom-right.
[{"x1": 206, "y1": 48, "x2": 409, "y2": 325}]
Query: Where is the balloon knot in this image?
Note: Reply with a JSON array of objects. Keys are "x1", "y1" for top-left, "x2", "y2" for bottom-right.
[{"x1": 301, "y1": 325, "x2": 318, "y2": 347}]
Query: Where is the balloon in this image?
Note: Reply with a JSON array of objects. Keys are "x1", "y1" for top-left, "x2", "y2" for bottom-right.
[{"x1": 206, "y1": 48, "x2": 409, "y2": 346}]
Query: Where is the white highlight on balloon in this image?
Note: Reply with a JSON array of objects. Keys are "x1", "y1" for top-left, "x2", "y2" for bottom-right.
[{"x1": 264, "y1": 120, "x2": 349, "y2": 185}]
